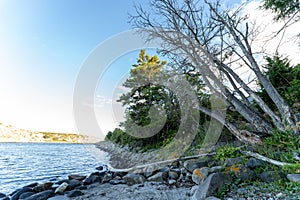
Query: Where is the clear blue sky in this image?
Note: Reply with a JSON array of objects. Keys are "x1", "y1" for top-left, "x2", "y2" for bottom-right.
[
  {"x1": 1, "y1": 0, "x2": 298, "y2": 138},
  {"x1": 0, "y1": 0, "x2": 140, "y2": 133}
]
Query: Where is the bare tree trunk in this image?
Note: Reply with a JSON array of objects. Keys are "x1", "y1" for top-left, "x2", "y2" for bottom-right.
[{"x1": 130, "y1": 0, "x2": 298, "y2": 143}]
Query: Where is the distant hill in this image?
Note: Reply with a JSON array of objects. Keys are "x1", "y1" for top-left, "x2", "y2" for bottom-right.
[{"x1": 0, "y1": 122, "x2": 100, "y2": 143}]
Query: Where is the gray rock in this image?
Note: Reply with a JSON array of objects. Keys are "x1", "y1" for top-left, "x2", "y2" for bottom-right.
[
  {"x1": 11, "y1": 187, "x2": 32, "y2": 200},
  {"x1": 48, "y1": 196, "x2": 70, "y2": 200},
  {"x1": 245, "y1": 158, "x2": 264, "y2": 169},
  {"x1": 55, "y1": 179, "x2": 69, "y2": 185},
  {"x1": 75, "y1": 185, "x2": 87, "y2": 190},
  {"x1": 144, "y1": 171, "x2": 155, "y2": 178},
  {"x1": 168, "y1": 171, "x2": 179, "y2": 180},
  {"x1": 192, "y1": 167, "x2": 210, "y2": 184},
  {"x1": 210, "y1": 166, "x2": 222, "y2": 173},
  {"x1": 66, "y1": 190, "x2": 84, "y2": 198},
  {"x1": 68, "y1": 175, "x2": 86, "y2": 181},
  {"x1": 109, "y1": 179, "x2": 126, "y2": 185},
  {"x1": 0, "y1": 193, "x2": 6, "y2": 198},
  {"x1": 184, "y1": 159, "x2": 208, "y2": 173},
  {"x1": 259, "y1": 171, "x2": 284, "y2": 182},
  {"x1": 148, "y1": 172, "x2": 168, "y2": 182},
  {"x1": 160, "y1": 167, "x2": 170, "y2": 173},
  {"x1": 123, "y1": 173, "x2": 146, "y2": 185},
  {"x1": 205, "y1": 197, "x2": 221, "y2": 200},
  {"x1": 54, "y1": 182, "x2": 69, "y2": 194},
  {"x1": 287, "y1": 174, "x2": 300, "y2": 183},
  {"x1": 224, "y1": 157, "x2": 243, "y2": 166},
  {"x1": 168, "y1": 179, "x2": 177, "y2": 185},
  {"x1": 102, "y1": 173, "x2": 113, "y2": 183},
  {"x1": 32, "y1": 182, "x2": 53, "y2": 192},
  {"x1": 23, "y1": 190, "x2": 54, "y2": 200},
  {"x1": 23, "y1": 183, "x2": 38, "y2": 188},
  {"x1": 19, "y1": 192, "x2": 35, "y2": 200},
  {"x1": 83, "y1": 172, "x2": 101, "y2": 185},
  {"x1": 192, "y1": 172, "x2": 232, "y2": 200},
  {"x1": 233, "y1": 166, "x2": 255, "y2": 181},
  {"x1": 67, "y1": 179, "x2": 82, "y2": 190}
]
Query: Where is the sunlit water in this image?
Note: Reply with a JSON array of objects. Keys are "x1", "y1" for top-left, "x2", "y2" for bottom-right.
[{"x1": 0, "y1": 142, "x2": 108, "y2": 195}]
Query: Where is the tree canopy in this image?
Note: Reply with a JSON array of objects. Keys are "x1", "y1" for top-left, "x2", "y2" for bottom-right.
[{"x1": 128, "y1": 0, "x2": 299, "y2": 145}]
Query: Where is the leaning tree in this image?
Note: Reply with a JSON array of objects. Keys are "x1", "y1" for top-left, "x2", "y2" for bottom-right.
[{"x1": 129, "y1": 0, "x2": 300, "y2": 145}]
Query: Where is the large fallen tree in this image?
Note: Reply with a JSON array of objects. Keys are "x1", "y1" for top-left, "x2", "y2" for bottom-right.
[{"x1": 129, "y1": 0, "x2": 300, "y2": 145}]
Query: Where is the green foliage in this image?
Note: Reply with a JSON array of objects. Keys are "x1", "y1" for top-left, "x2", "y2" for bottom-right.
[
  {"x1": 106, "y1": 50, "x2": 215, "y2": 152},
  {"x1": 256, "y1": 129, "x2": 300, "y2": 163},
  {"x1": 257, "y1": 56, "x2": 300, "y2": 113},
  {"x1": 283, "y1": 163, "x2": 300, "y2": 173},
  {"x1": 215, "y1": 145, "x2": 240, "y2": 161},
  {"x1": 263, "y1": 0, "x2": 299, "y2": 20},
  {"x1": 216, "y1": 182, "x2": 232, "y2": 198},
  {"x1": 264, "y1": 129, "x2": 300, "y2": 151},
  {"x1": 275, "y1": 179, "x2": 300, "y2": 193},
  {"x1": 105, "y1": 128, "x2": 135, "y2": 146},
  {"x1": 118, "y1": 50, "x2": 180, "y2": 148}
]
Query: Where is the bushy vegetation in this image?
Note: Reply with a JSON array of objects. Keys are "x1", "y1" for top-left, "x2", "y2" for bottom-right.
[
  {"x1": 105, "y1": 50, "x2": 216, "y2": 151},
  {"x1": 106, "y1": 51, "x2": 300, "y2": 154},
  {"x1": 257, "y1": 55, "x2": 300, "y2": 114}
]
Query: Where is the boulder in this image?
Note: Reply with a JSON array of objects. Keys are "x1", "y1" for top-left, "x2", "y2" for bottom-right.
[
  {"x1": 66, "y1": 190, "x2": 84, "y2": 198},
  {"x1": 67, "y1": 179, "x2": 82, "y2": 190},
  {"x1": 83, "y1": 172, "x2": 101, "y2": 185},
  {"x1": 148, "y1": 172, "x2": 168, "y2": 182},
  {"x1": 232, "y1": 165, "x2": 255, "y2": 181},
  {"x1": 191, "y1": 172, "x2": 232, "y2": 200},
  {"x1": 23, "y1": 183, "x2": 38, "y2": 188},
  {"x1": 168, "y1": 179, "x2": 177, "y2": 185},
  {"x1": 55, "y1": 179, "x2": 69, "y2": 185},
  {"x1": 245, "y1": 158, "x2": 265, "y2": 169},
  {"x1": 184, "y1": 159, "x2": 208, "y2": 173},
  {"x1": 54, "y1": 182, "x2": 69, "y2": 194},
  {"x1": 10, "y1": 187, "x2": 32, "y2": 200},
  {"x1": 48, "y1": 196, "x2": 70, "y2": 200},
  {"x1": 23, "y1": 190, "x2": 54, "y2": 200},
  {"x1": 192, "y1": 167, "x2": 210, "y2": 184},
  {"x1": 109, "y1": 179, "x2": 126, "y2": 185},
  {"x1": 33, "y1": 182, "x2": 54, "y2": 192},
  {"x1": 102, "y1": 173, "x2": 113, "y2": 183},
  {"x1": 205, "y1": 197, "x2": 221, "y2": 200},
  {"x1": 287, "y1": 174, "x2": 300, "y2": 183},
  {"x1": 259, "y1": 171, "x2": 285, "y2": 182},
  {"x1": 19, "y1": 192, "x2": 35, "y2": 200},
  {"x1": 123, "y1": 173, "x2": 146, "y2": 185},
  {"x1": 68, "y1": 175, "x2": 86, "y2": 181},
  {"x1": 168, "y1": 171, "x2": 179, "y2": 180},
  {"x1": 210, "y1": 166, "x2": 222, "y2": 173}
]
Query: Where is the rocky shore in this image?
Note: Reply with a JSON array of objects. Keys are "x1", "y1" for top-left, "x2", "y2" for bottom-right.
[{"x1": 2, "y1": 141, "x2": 300, "y2": 200}]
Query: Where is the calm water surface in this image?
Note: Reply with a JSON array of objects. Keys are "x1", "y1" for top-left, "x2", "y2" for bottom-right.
[{"x1": 0, "y1": 143, "x2": 108, "y2": 194}]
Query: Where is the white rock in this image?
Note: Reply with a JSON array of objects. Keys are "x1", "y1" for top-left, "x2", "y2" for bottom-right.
[{"x1": 55, "y1": 182, "x2": 69, "y2": 194}]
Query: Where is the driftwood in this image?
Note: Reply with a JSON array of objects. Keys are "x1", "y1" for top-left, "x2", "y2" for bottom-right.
[
  {"x1": 240, "y1": 150, "x2": 292, "y2": 167},
  {"x1": 105, "y1": 147, "x2": 296, "y2": 173},
  {"x1": 107, "y1": 152, "x2": 216, "y2": 173}
]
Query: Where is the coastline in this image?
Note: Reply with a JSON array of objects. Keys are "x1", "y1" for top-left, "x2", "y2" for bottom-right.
[{"x1": 2, "y1": 141, "x2": 300, "y2": 200}]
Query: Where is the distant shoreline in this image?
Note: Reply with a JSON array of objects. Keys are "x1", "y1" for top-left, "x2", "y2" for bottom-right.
[
  {"x1": 0, "y1": 122, "x2": 102, "y2": 144},
  {"x1": 0, "y1": 141, "x2": 97, "y2": 144}
]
